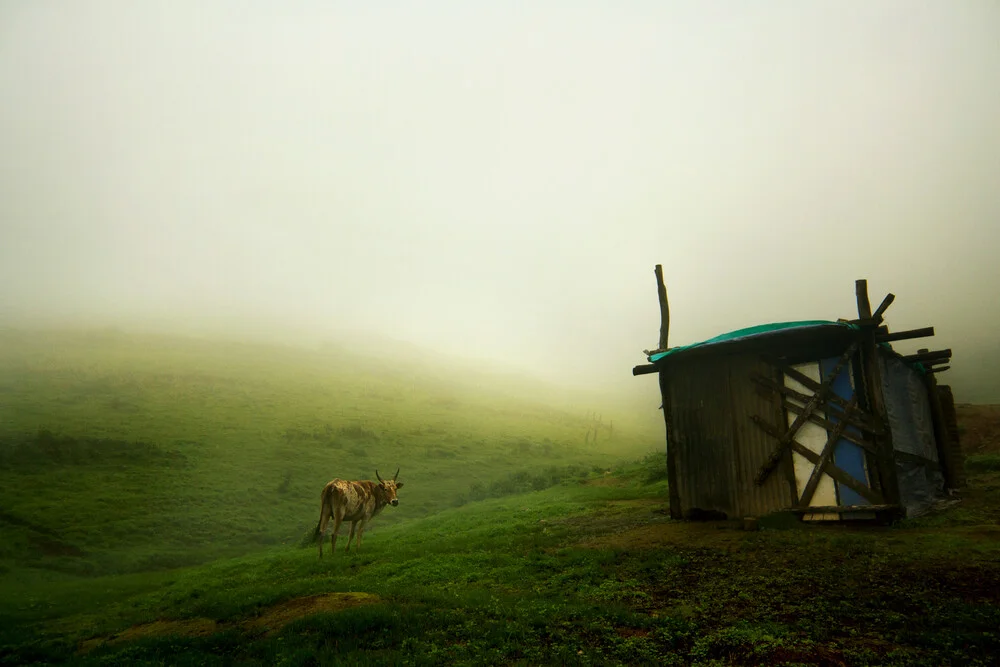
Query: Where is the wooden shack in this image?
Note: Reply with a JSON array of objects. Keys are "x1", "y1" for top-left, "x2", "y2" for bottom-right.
[{"x1": 633, "y1": 268, "x2": 964, "y2": 522}]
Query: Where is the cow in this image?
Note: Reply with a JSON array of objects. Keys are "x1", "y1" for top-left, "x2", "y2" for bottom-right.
[{"x1": 312, "y1": 468, "x2": 404, "y2": 558}]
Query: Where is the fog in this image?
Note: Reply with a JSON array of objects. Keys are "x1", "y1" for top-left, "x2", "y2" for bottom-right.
[{"x1": 2, "y1": 2, "x2": 999, "y2": 400}]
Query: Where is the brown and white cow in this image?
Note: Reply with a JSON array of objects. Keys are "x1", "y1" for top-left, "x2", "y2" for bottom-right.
[{"x1": 312, "y1": 468, "x2": 404, "y2": 558}]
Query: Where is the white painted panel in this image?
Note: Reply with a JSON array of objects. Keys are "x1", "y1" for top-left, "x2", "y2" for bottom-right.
[{"x1": 785, "y1": 362, "x2": 839, "y2": 517}]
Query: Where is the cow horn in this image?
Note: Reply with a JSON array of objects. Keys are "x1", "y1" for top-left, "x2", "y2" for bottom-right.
[
  {"x1": 376, "y1": 469, "x2": 384, "y2": 483},
  {"x1": 393, "y1": 467, "x2": 399, "y2": 481}
]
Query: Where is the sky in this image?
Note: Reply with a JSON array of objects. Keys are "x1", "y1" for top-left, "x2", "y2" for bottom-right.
[{"x1": 2, "y1": 1, "x2": 999, "y2": 399}]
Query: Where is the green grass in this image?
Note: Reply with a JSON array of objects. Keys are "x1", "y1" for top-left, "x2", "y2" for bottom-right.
[
  {"x1": 0, "y1": 328, "x2": 658, "y2": 577},
  {"x1": 4, "y1": 466, "x2": 1000, "y2": 665},
  {"x1": 2, "y1": 328, "x2": 1000, "y2": 665},
  {"x1": 966, "y1": 453, "x2": 1000, "y2": 473}
]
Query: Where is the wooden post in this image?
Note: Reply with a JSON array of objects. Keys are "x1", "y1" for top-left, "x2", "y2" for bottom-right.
[
  {"x1": 923, "y1": 372, "x2": 957, "y2": 488},
  {"x1": 856, "y1": 279, "x2": 872, "y2": 320},
  {"x1": 774, "y1": 361, "x2": 801, "y2": 507},
  {"x1": 875, "y1": 327, "x2": 935, "y2": 344},
  {"x1": 654, "y1": 265, "x2": 670, "y2": 350},
  {"x1": 854, "y1": 279, "x2": 901, "y2": 508},
  {"x1": 937, "y1": 385, "x2": 966, "y2": 488},
  {"x1": 659, "y1": 370, "x2": 682, "y2": 519},
  {"x1": 872, "y1": 293, "x2": 896, "y2": 322}
]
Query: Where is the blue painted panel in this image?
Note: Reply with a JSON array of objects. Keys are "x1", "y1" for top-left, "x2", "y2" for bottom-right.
[{"x1": 820, "y1": 357, "x2": 870, "y2": 506}]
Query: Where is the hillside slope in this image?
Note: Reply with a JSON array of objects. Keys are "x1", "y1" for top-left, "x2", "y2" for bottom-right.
[
  {"x1": 0, "y1": 328, "x2": 662, "y2": 576},
  {"x1": 2, "y1": 440, "x2": 999, "y2": 666}
]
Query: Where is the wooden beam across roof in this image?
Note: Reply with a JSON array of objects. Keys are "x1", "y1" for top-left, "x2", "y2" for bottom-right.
[
  {"x1": 875, "y1": 327, "x2": 935, "y2": 343},
  {"x1": 902, "y1": 349, "x2": 952, "y2": 364}
]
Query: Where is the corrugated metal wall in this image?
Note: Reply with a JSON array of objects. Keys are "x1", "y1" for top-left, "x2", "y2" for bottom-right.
[
  {"x1": 880, "y1": 354, "x2": 947, "y2": 516},
  {"x1": 664, "y1": 353, "x2": 793, "y2": 518}
]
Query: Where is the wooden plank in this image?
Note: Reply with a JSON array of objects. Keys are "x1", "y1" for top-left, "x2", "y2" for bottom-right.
[
  {"x1": 875, "y1": 327, "x2": 934, "y2": 343},
  {"x1": 654, "y1": 265, "x2": 670, "y2": 351},
  {"x1": 788, "y1": 441, "x2": 884, "y2": 504},
  {"x1": 755, "y1": 369, "x2": 850, "y2": 414},
  {"x1": 774, "y1": 364, "x2": 800, "y2": 507},
  {"x1": 781, "y1": 401, "x2": 879, "y2": 454},
  {"x1": 784, "y1": 362, "x2": 839, "y2": 509},
  {"x1": 749, "y1": 415, "x2": 885, "y2": 504},
  {"x1": 659, "y1": 371, "x2": 682, "y2": 519},
  {"x1": 872, "y1": 293, "x2": 896, "y2": 322},
  {"x1": 902, "y1": 349, "x2": 952, "y2": 364},
  {"x1": 856, "y1": 279, "x2": 872, "y2": 320},
  {"x1": 921, "y1": 372, "x2": 955, "y2": 486},
  {"x1": 926, "y1": 366, "x2": 951, "y2": 374},
  {"x1": 937, "y1": 384, "x2": 967, "y2": 488},
  {"x1": 762, "y1": 360, "x2": 886, "y2": 435},
  {"x1": 633, "y1": 364, "x2": 659, "y2": 376},
  {"x1": 798, "y1": 395, "x2": 859, "y2": 508},
  {"x1": 858, "y1": 332, "x2": 901, "y2": 506},
  {"x1": 751, "y1": 371, "x2": 882, "y2": 435},
  {"x1": 785, "y1": 504, "x2": 899, "y2": 514},
  {"x1": 820, "y1": 355, "x2": 871, "y2": 507},
  {"x1": 753, "y1": 341, "x2": 858, "y2": 485}
]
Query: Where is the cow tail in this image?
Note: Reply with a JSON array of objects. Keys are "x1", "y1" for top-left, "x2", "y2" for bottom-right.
[{"x1": 302, "y1": 485, "x2": 329, "y2": 547}]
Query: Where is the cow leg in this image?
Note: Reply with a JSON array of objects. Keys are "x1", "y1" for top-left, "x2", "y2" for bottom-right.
[
  {"x1": 356, "y1": 519, "x2": 367, "y2": 552},
  {"x1": 318, "y1": 487, "x2": 333, "y2": 559},
  {"x1": 330, "y1": 506, "x2": 345, "y2": 556},
  {"x1": 345, "y1": 520, "x2": 357, "y2": 553}
]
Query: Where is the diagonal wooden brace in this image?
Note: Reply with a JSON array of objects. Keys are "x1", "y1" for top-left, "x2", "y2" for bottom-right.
[
  {"x1": 750, "y1": 415, "x2": 884, "y2": 505},
  {"x1": 754, "y1": 341, "x2": 858, "y2": 486},
  {"x1": 762, "y1": 361, "x2": 885, "y2": 436},
  {"x1": 751, "y1": 371, "x2": 880, "y2": 436},
  {"x1": 798, "y1": 395, "x2": 858, "y2": 507},
  {"x1": 781, "y1": 400, "x2": 878, "y2": 455}
]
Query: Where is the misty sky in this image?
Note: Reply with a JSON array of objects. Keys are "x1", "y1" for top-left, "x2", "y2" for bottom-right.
[{"x1": 2, "y1": 2, "x2": 999, "y2": 392}]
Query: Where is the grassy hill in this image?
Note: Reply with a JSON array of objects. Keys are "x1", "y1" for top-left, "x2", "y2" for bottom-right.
[
  {"x1": 4, "y1": 328, "x2": 999, "y2": 665},
  {"x1": 0, "y1": 328, "x2": 662, "y2": 577},
  {"x1": 2, "y1": 450, "x2": 999, "y2": 665}
]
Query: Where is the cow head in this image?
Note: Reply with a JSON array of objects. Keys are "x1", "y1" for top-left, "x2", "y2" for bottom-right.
[{"x1": 375, "y1": 468, "x2": 404, "y2": 506}]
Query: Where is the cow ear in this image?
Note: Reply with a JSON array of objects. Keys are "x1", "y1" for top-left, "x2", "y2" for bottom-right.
[{"x1": 395, "y1": 482, "x2": 404, "y2": 489}]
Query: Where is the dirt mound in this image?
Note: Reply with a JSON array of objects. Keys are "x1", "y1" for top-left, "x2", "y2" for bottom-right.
[
  {"x1": 79, "y1": 618, "x2": 219, "y2": 653},
  {"x1": 79, "y1": 591, "x2": 379, "y2": 654},
  {"x1": 244, "y1": 591, "x2": 378, "y2": 637},
  {"x1": 957, "y1": 404, "x2": 1000, "y2": 455}
]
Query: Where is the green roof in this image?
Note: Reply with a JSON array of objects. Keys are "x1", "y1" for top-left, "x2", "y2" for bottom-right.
[{"x1": 647, "y1": 320, "x2": 859, "y2": 363}]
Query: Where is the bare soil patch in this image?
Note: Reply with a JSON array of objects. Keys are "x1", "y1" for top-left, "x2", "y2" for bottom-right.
[
  {"x1": 79, "y1": 591, "x2": 379, "y2": 654},
  {"x1": 243, "y1": 591, "x2": 378, "y2": 637},
  {"x1": 79, "y1": 618, "x2": 219, "y2": 653},
  {"x1": 578, "y1": 515, "x2": 747, "y2": 551}
]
